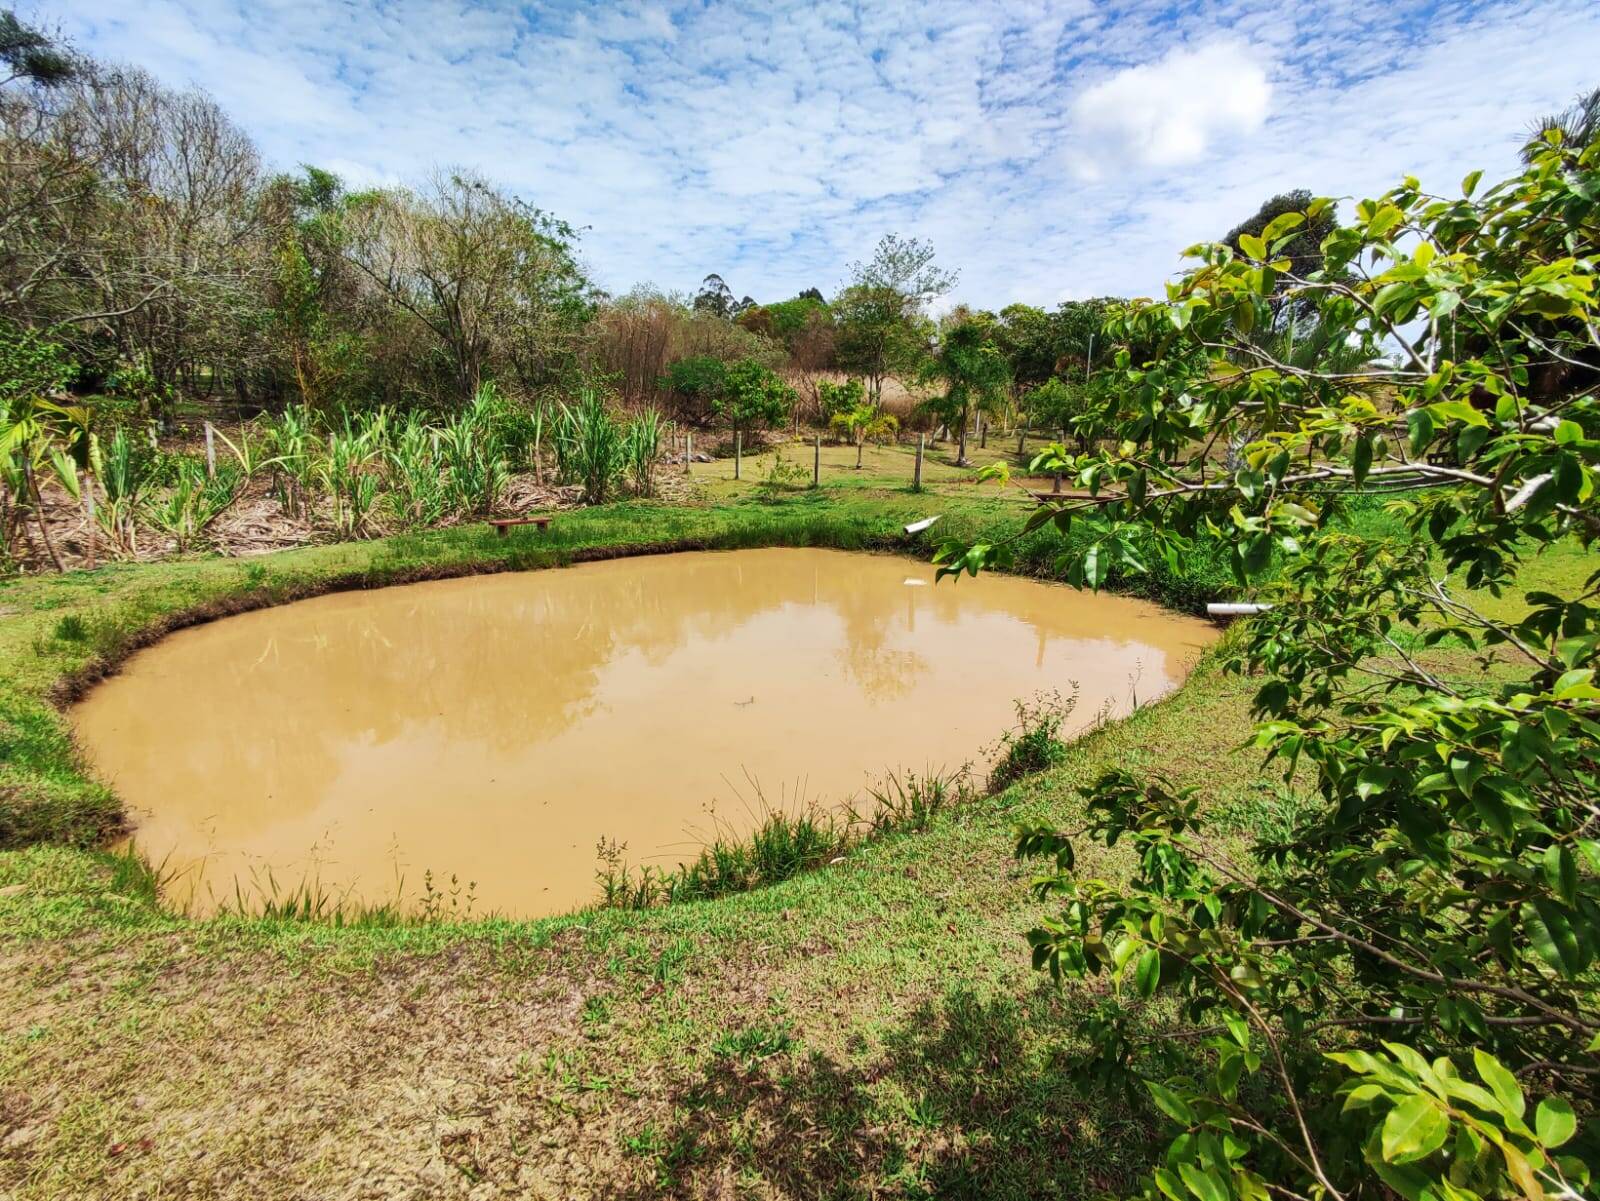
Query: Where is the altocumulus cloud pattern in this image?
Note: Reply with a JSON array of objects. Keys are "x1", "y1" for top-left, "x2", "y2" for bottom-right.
[{"x1": 59, "y1": 0, "x2": 1600, "y2": 306}]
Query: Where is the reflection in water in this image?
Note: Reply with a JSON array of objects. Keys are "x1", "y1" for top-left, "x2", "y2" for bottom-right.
[{"x1": 74, "y1": 548, "x2": 1215, "y2": 918}]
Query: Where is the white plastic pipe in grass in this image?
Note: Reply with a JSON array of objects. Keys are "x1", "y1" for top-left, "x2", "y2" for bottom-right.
[
  {"x1": 904, "y1": 515, "x2": 942, "y2": 535},
  {"x1": 1207, "y1": 602, "x2": 1274, "y2": 618}
]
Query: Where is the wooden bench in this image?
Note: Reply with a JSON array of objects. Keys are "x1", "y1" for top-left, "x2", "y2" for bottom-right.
[{"x1": 486, "y1": 515, "x2": 554, "y2": 538}]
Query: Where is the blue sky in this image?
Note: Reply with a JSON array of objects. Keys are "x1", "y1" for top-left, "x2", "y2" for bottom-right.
[{"x1": 52, "y1": 0, "x2": 1600, "y2": 309}]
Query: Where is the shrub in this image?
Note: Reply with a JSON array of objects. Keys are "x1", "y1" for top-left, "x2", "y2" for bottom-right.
[
  {"x1": 713, "y1": 360, "x2": 794, "y2": 442},
  {"x1": 659, "y1": 355, "x2": 728, "y2": 424},
  {"x1": 817, "y1": 377, "x2": 865, "y2": 425}
]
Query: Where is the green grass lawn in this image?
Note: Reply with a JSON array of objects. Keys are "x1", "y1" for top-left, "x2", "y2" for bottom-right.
[{"x1": 0, "y1": 454, "x2": 1578, "y2": 1199}]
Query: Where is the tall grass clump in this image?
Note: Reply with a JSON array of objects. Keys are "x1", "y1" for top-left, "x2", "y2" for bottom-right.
[
  {"x1": 856, "y1": 765, "x2": 975, "y2": 834},
  {"x1": 95, "y1": 427, "x2": 146, "y2": 552},
  {"x1": 264, "y1": 403, "x2": 318, "y2": 519},
  {"x1": 317, "y1": 411, "x2": 384, "y2": 537},
  {"x1": 212, "y1": 863, "x2": 479, "y2": 927},
  {"x1": 595, "y1": 765, "x2": 975, "y2": 911},
  {"x1": 623, "y1": 406, "x2": 663, "y2": 498},
  {"x1": 441, "y1": 384, "x2": 512, "y2": 516},
  {"x1": 383, "y1": 411, "x2": 448, "y2": 528},
  {"x1": 597, "y1": 804, "x2": 849, "y2": 909},
  {"x1": 493, "y1": 397, "x2": 551, "y2": 484},
  {"x1": 986, "y1": 690, "x2": 1074, "y2": 793},
  {"x1": 554, "y1": 388, "x2": 626, "y2": 504},
  {"x1": 142, "y1": 454, "x2": 246, "y2": 551}
]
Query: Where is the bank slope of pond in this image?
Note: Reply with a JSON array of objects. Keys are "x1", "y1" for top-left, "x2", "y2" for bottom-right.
[{"x1": 0, "y1": 642, "x2": 1261, "y2": 1198}]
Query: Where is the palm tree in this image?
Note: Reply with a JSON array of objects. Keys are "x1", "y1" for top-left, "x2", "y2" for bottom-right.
[
  {"x1": 919, "y1": 319, "x2": 1010, "y2": 467},
  {"x1": 829, "y1": 402, "x2": 899, "y2": 469},
  {"x1": 1525, "y1": 85, "x2": 1600, "y2": 160}
]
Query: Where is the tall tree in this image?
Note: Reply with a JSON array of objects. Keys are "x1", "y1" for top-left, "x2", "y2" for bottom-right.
[
  {"x1": 693, "y1": 272, "x2": 734, "y2": 318},
  {"x1": 0, "y1": 10, "x2": 77, "y2": 89},
  {"x1": 1224, "y1": 189, "x2": 1340, "y2": 328},
  {"x1": 342, "y1": 173, "x2": 592, "y2": 401},
  {"x1": 833, "y1": 234, "x2": 955, "y2": 405},
  {"x1": 919, "y1": 315, "x2": 1008, "y2": 466}
]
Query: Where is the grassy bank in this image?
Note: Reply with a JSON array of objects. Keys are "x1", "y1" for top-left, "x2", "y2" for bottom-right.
[{"x1": 1, "y1": 662, "x2": 1258, "y2": 1201}]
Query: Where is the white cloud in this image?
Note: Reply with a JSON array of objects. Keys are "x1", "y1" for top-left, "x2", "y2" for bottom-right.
[
  {"x1": 1069, "y1": 41, "x2": 1272, "y2": 177},
  {"x1": 48, "y1": 0, "x2": 1600, "y2": 310}
]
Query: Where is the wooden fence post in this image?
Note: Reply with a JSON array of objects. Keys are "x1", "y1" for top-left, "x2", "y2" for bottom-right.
[
  {"x1": 913, "y1": 434, "x2": 924, "y2": 492},
  {"x1": 979, "y1": 416, "x2": 987, "y2": 449},
  {"x1": 734, "y1": 431, "x2": 741, "y2": 480},
  {"x1": 204, "y1": 421, "x2": 216, "y2": 478},
  {"x1": 1017, "y1": 420, "x2": 1028, "y2": 458},
  {"x1": 684, "y1": 432, "x2": 692, "y2": 474},
  {"x1": 813, "y1": 433, "x2": 821, "y2": 488}
]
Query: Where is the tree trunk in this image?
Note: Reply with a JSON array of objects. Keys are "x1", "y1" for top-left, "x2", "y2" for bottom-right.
[
  {"x1": 856, "y1": 436, "x2": 864, "y2": 469},
  {"x1": 24, "y1": 457, "x2": 63, "y2": 572},
  {"x1": 957, "y1": 423, "x2": 969, "y2": 467},
  {"x1": 82, "y1": 478, "x2": 97, "y2": 570}
]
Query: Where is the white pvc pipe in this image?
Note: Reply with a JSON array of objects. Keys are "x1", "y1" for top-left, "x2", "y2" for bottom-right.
[
  {"x1": 1207, "y1": 603, "x2": 1274, "y2": 617},
  {"x1": 904, "y1": 516, "x2": 942, "y2": 535}
]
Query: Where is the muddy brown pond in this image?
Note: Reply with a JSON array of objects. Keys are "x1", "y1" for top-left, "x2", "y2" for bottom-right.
[{"x1": 73, "y1": 548, "x2": 1217, "y2": 918}]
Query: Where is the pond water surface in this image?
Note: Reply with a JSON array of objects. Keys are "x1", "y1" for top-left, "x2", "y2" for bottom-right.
[{"x1": 74, "y1": 548, "x2": 1216, "y2": 918}]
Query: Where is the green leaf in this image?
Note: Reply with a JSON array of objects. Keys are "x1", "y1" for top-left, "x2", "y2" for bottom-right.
[
  {"x1": 1474, "y1": 1050, "x2": 1526, "y2": 1120},
  {"x1": 1523, "y1": 899, "x2": 1589, "y2": 976},
  {"x1": 1342, "y1": 1083, "x2": 1387, "y2": 1112},
  {"x1": 1462, "y1": 169, "x2": 1482, "y2": 197},
  {"x1": 1145, "y1": 1079, "x2": 1196, "y2": 1126},
  {"x1": 1262, "y1": 211, "x2": 1305, "y2": 244},
  {"x1": 1553, "y1": 669, "x2": 1599, "y2": 700},
  {"x1": 1134, "y1": 946, "x2": 1161, "y2": 997},
  {"x1": 1082, "y1": 542, "x2": 1108, "y2": 589},
  {"x1": 1238, "y1": 233, "x2": 1266, "y2": 260},
  {"x1": 1356, "y1": 765, "x2": 1394, "y2": 800},
  {"x1": 1222, "y1": 1011, "x2": 1250, "y2": 1048},
  {"x1": 1368, "y1": 204, "x2": 1404, "y2": 240},
  {"x1": 1535, "y1": 1097, "x2": 1576, "y2": 1148},
  {"x1": 1426, "y1": 399, "x2": 1488, "y2": 428},
  {"x1": 1178, "y1": 1162, "x2": 1229, "y2": 1201},
  {"x1": 1352, "y1": 434, "x2": 1373, "y2": 485},
  {"x1": 1153, "y1": 1167, "x2": 1186, "y2": 1201},
  {"x1": 1381, "y1": 1095, "x2": 1448, "y2": 1164},
  {"x1": 1407, "y1": 408, "x2": 1434, "y2": 456},
  {"x1": 1544, "y1": 844, "x2": 1579, "y2": 905}
]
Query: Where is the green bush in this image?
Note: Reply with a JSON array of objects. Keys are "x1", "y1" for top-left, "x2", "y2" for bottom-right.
[{"x1": 713, "y1": 360, "x2": 793, "y2": 441}]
